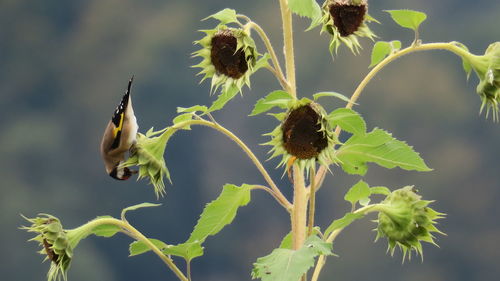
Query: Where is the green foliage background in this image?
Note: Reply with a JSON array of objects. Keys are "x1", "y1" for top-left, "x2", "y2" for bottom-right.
[{"x1": 2, "y1": 0, "x2": 499, "y2": 280}]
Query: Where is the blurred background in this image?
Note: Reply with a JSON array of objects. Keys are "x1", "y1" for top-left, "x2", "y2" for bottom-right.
[{"x1": 2, "y1": 0, "x2": 499, "y2": 280}]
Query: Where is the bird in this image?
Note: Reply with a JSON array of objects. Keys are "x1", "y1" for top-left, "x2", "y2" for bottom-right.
[{"x1": 100, "y1": 76, "x2": 139, "y2": 180}]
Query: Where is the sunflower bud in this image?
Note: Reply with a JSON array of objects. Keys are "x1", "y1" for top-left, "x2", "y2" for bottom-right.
[
  {"x1": 22, "y1": 214, "x2": 73, "y2": 281},
  {"x1": 321, "y1": 0, "x2": 376, "y2": 55},
  {"x1": 193, "y1": 25, "x2": 258, "y2": 95},
  {"x1": 374, "y1": 186, "x2": 445, "y2": 260},
  {"x1": 265, "y1": 99, "x2": 337, "y2": 176},
  {"x1": 121, "y1": 128, "x2": 173, "y2": 198},
  {"x1": 468, "y1": 42, "x2": 500, "y2": 121}
]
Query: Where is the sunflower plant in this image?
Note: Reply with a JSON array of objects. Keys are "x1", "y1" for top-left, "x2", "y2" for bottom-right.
[{"x1": 23, "y1": 1, "x2": 499, "y2": 281}]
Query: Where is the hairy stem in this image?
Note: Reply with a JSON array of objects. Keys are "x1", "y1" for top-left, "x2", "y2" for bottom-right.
[
  {"x1": 307, "y1": 165, "x2": 317, "y2": 236},
  {"x1": 279, "y1": 0, "x2": 296, "y2": 97},
  {"x1": 173, "y1": 119, "x2": 292, "y2": 211},
  {"x1": 292, "y1": 165, "x2": 307, "y2": 250}
]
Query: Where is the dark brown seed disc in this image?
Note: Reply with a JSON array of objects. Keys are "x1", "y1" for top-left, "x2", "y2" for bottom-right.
[
  {"x1": 210, "y1": 30, "x2": 249, "y2": 79},
  {"x1": 43, "y1": 239, "x2": 59, "y2": 263},
  {"x1": 329, "y1": 3, "x2": 367, "y2": 37},
  {"x1": 282, "y1": 104, "x2": 328, "y2": 159}
]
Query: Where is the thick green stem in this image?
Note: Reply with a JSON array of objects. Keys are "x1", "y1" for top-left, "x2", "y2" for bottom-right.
[
  {"x1": 307, "y1": 165, "x2": 317, "y2": 236},
  {"x1": 291, "y1": 165, "x2": 307, "y2": 250},
  {"x1": 279, "y1": 0, "x2": 297, "y2": 97}
]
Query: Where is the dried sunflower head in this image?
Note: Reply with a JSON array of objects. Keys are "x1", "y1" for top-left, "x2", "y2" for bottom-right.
[
  {"x1": 321, "y1": 0, "x2": 377, "y2": 55},
  {"x1": 264, "y1": 98, "x2": 338, "y2": 176}
]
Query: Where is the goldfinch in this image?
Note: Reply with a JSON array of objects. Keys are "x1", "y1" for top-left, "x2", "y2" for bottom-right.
[{"x1": 100, "y1": 76, "x2": 139, "y2": 180}]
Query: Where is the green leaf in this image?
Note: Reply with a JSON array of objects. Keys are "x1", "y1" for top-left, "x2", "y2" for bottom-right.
[
  {"x1": 208, "y1": 84, "x2": 239, "y2": 112},
  {"x1": 121, "y1": 203, "x2": 161, "y2": 221},
  {"x1": 129, "y1": 239, "x2": 169, "y2": 257},
  {"x1": 370, "y1": 186, "x2": 391, "y2": 196},
  {"x1": 279, "y1": 232, "x2": 292, "y2": 249},
  {"x1": 385, "y1": 10, "x2": 427, "y2": 31},
  {"x1": 336, "y1": 128, "x2": 432, "y2": 175},
  {"x1": 313, "y1": 91, "x2": 353, "y2": 104},
  {"x1": 370, "y1": 41, "x2": 401, "y2": 67},
  {"x1": 250, "y1": 90, "x2": 292, "y2": 116},
  {"x1": 324, "y1": 213, "x2": 365, "y2": 238},
  {"x1": 177, "y1": 105, "x2": 208, "y2": 114},
  {"x1": 328, "y1": 108, "x2": 366, "y2": 135},
  {"x1": 173, "y1": 113, "x2": 193, "y2": 130},
  {"x1": 252, "y1": 235, "x2": 332, "y2": 281},
  {"x1": 344, "y1": 180, "x2": 371, "y2": 206},
  {"x1": 254, "y1": 53, "x2": 271, "y2": 72},
  {"x1": 289, "y1": 0, "x2": 322, "y2": 20},
  {"x1": 204, "y1": 8, "x2": 238, "y2": 24},
  {"x1": 186, "y1": 184, "x2": 251, "y2": 244},
  {"x1": 164, "y1": 241, "x2": 204, "y2": 261}
]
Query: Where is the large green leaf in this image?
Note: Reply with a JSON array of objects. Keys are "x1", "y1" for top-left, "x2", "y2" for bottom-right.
[
  {"x1": 370, "y1": 40, "x2": 402, "y2": 67},
  {"x1": 163, "y1": 241, "x2": 204, "y2": 261},
  {"x1": 252, "y1": 235, "x2": 332, "y2": 281},
  {"x1": 328, "y1": 108, "x2": 366, "y2": 136},
  {"x1": 289, "y1": 0, "x2": 322, "y2": 20},
  {"x1": 336, "y1": 128, "x2": 432, "y2": 175},
  {"x1": 186, "y1": 184, "x2": 251, "y2": 244},
  {"x1": 250, "y1": 90, "x2": 291, "y2": 116},
  {"x1": 385, "y1": 10, "x2": 427, "y2": 31}
]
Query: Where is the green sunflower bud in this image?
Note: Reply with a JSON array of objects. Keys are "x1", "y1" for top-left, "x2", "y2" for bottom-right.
[
  {"x1": 320, "y1": 0, "x2": 377, "y2": 55},
  {"x1": 471, "y1": 42, "x2": 500, "y2": 121},
  {"x1": 264, "y1": 98, "x2": 338, "y2": 176},
  {"x1": 121, "y1": 128, "x2": 173, "y2": 198},
  {"x1": 22, "y1": 214, "x2": 73, "y2": 281},
  {"x1": 374, "y1": 186, "x2": 445, "y2": 260}
]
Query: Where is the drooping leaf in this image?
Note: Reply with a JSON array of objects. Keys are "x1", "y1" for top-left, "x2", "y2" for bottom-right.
[
  {"x1": 289, "y1": 0, "x2": 322, "y2": 21},
  {"x1": 129, "y1": 239, "x2": 169, "y2": 257},
  {"x1": 173, "y1": 113, "x2": 193, "y2": 130},
  {"x1": 252, "y1": 235, "x2": 332, "y2": 281},
  {"x1": 324, "y1": 213, "x2": 365, "y2": 238},
  {"x1": 313, "y1": 91, "x2": 353, "y2": 104},
  {"x1": 336, "y1": 128, "x2": 432, "y2": 175},
  {"x1": 208, "y1": 84, "x2": 240, "y2": 112},
  {"x1": 177, "y1": 105, "x2": 208, "y2": 114},
  {"x1": 121, "y1": 203, "x2": 161, "y2": 221},
  {"x1": 163, "y1": 241, "x2": 204, "y2": 261},
  {"x1": 385, "y1": 10, "x2": 427, "y2": 31},
  {"x1": 370, "y1": 40, "x2": 402, "y2": 67},
  {"x1": 204, "y1": 8, "x2": 238, "y2": 24},
  {"x1": 328, "y1": 108, "x2": 366, "y2": 136},
  {"x1": 91, "y1": 216, "x2": 122, "y2": 238},
  {"x1": 344, "y1": 180, "x2": 371, "y2": 206},
  {"x1": 186, "y1": 184, "x2": 252, "y2": 244},
  {"x1": 254, "y1": 53, "x2": 271, "y2": 72},
  {"x1": 250, "y1": 90, "x2": 292, "y2": 116}
]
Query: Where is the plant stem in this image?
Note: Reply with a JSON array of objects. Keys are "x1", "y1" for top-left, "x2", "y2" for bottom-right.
[
  {"x1": 244, "y1": 20, "x2": 289, "y2": 90},
  {"x1": 310, "y1": 205, "x2": 380, "y2": 281},
  {"x1": 314, "y1": 42, "x2": 478, "y2": 187},
  {"x1": 291, "y1": 165, "x2": 307, "y2": 250},
  {"x1": 307, "y1": 165, "x2": 317, "y2": 236},
  {"x1": 279, "y1": 0, "x2": 297, "y2": 97},
  {"x1": 173, "y1": 119, "x2": 293, "y2": 211},
  {"x1": 71, "y1": 217, "x2": 188, "y2": 281}
]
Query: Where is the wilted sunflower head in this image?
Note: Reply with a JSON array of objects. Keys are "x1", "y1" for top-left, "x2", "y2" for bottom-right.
[
  {"x1": 193, "y1": 25, "x2": 258, "y2": 95},
  {"x1": 265, "y1": 98, "x2": 338, "y2": 175},
  {"x1": 473, "y1": 42, "x2": 500, "y2": 121},
  {"x1": 321, "y1": 0, "x2": 376, "y2": 55},
  {"x1": 22, "y1": 214, "x2": 73, "y2": 281}
]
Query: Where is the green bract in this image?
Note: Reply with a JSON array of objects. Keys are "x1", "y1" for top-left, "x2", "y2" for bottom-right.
[
  {"x1": 375, "y1": 186, "x2": 445, "y2": 260},
  {"x1": 471, "y1": 42, "x2": 500, "y2": 121},
  {"x1": 22, "y1": 214, "x2": 73, "y2": 281},
  {"x1": 320, "y1": 0, "x2": 376, "y2": 55}
]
